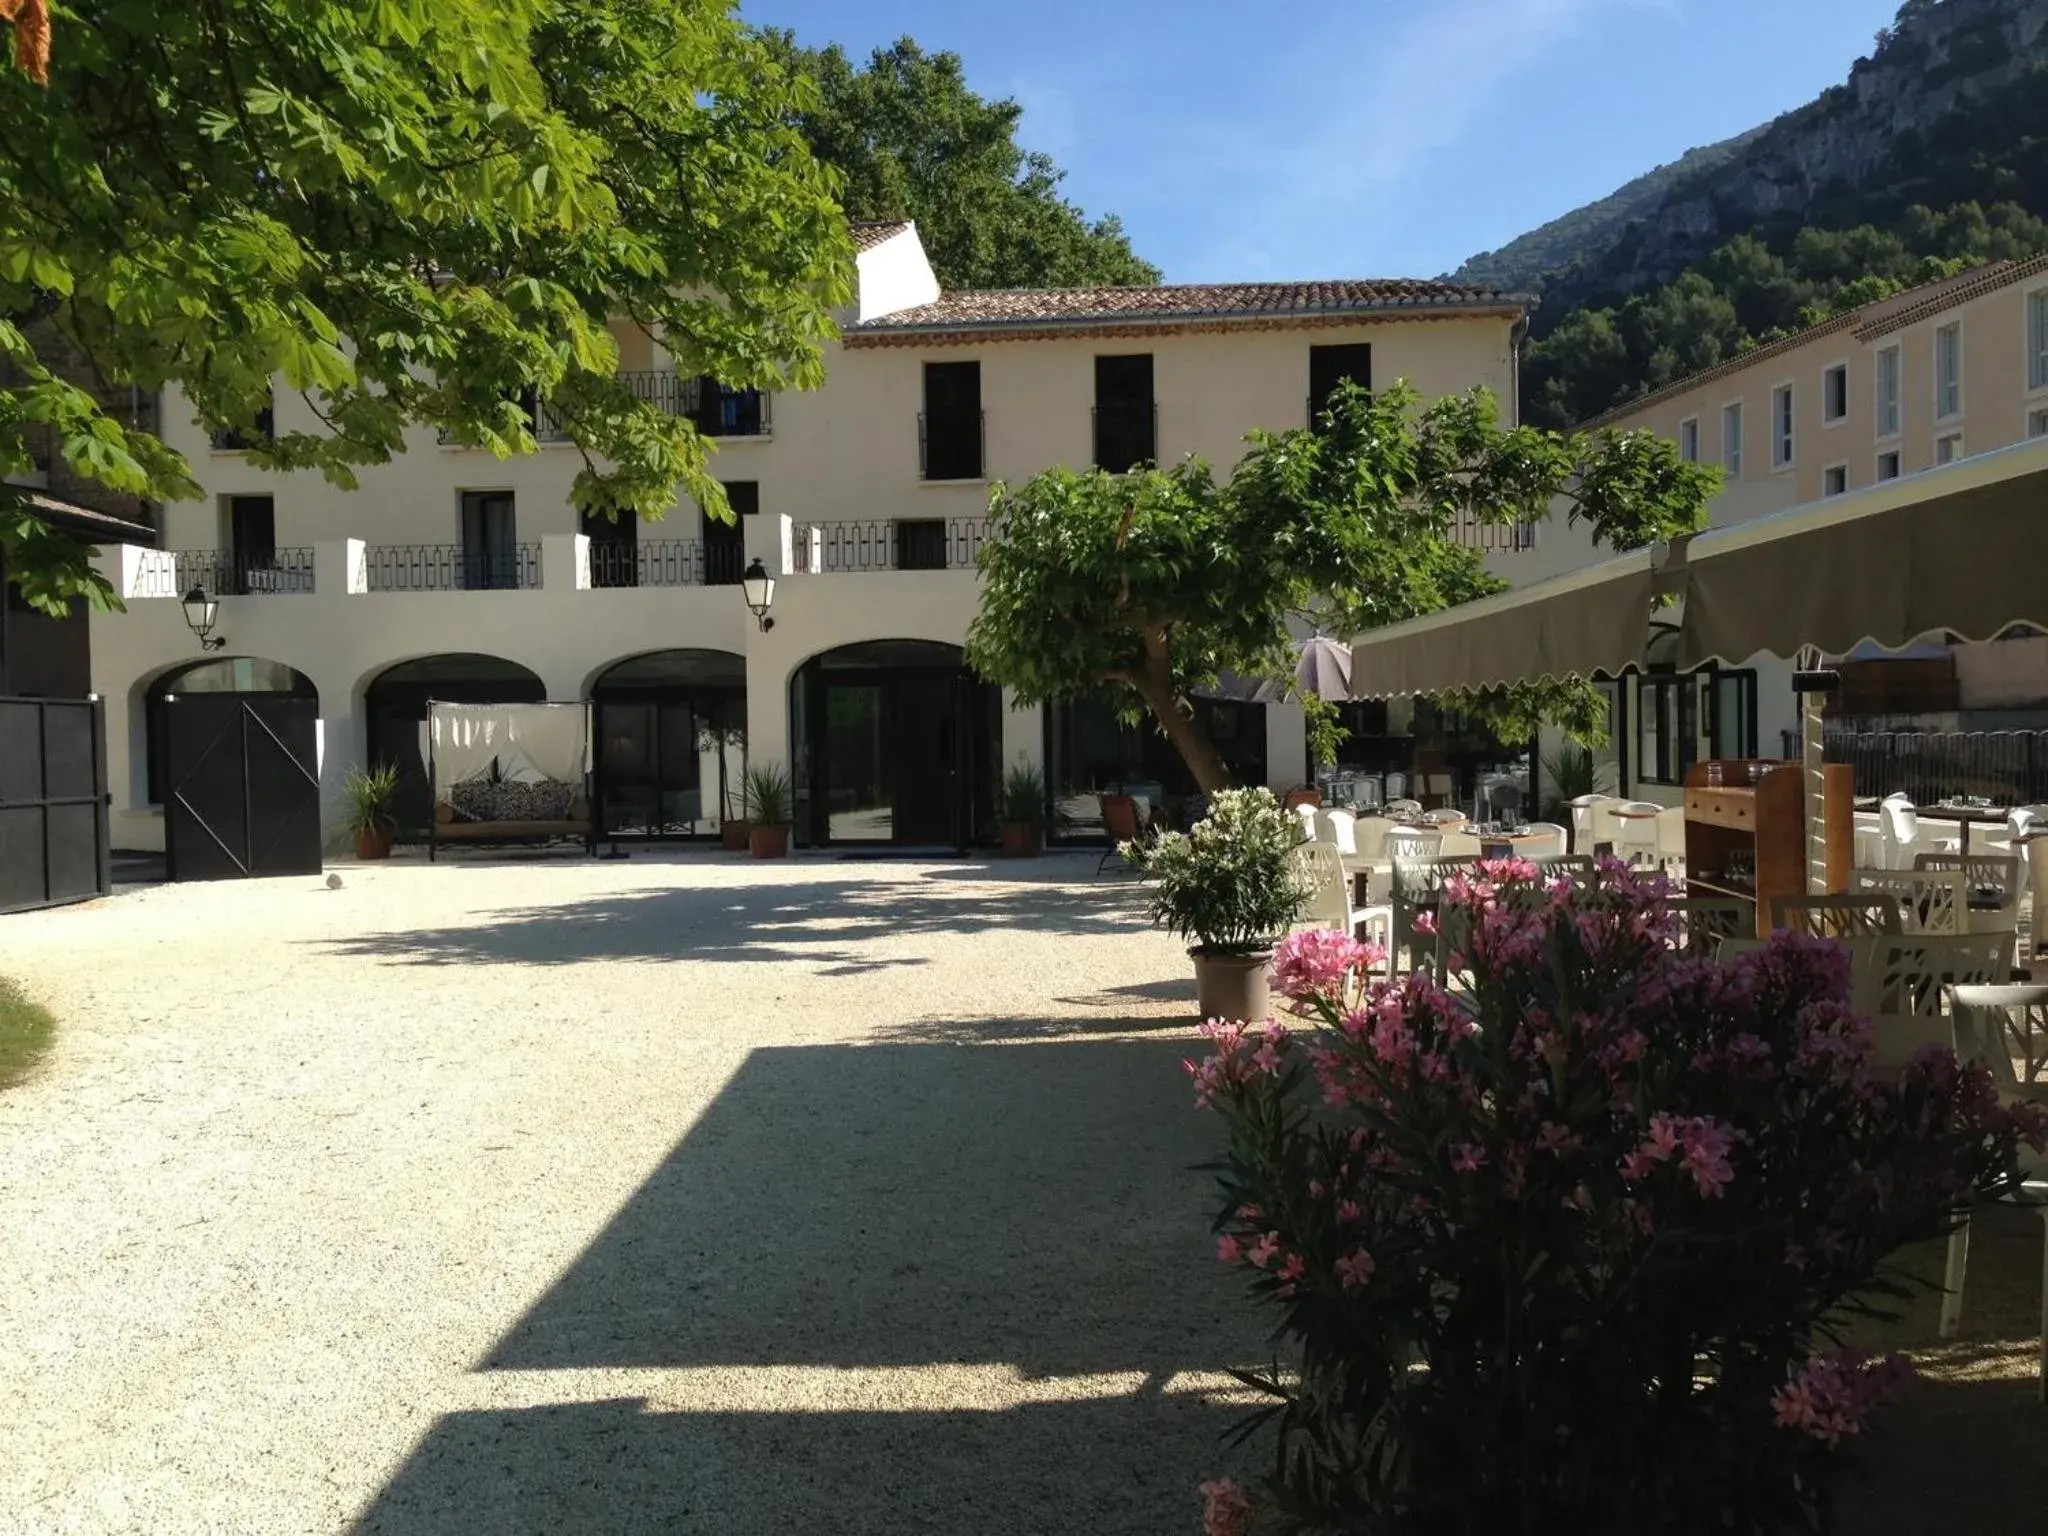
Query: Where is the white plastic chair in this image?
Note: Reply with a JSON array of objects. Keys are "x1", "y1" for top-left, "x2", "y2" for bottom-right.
[
  {"x1": 1384, "y1": 825, "x2": 1443, "y2": 863},
  {"x1": 1293, "y1": 802, "x2": 1320, "y2": 843},
  {"x1": 1383, "y1": 773, "x2": 1408, "y2": 801},
  {"x1": 1880, "y1": 795, "x2": 1959, "y2": 868},
  {"x1": 1612, "y1": 801, "x2": 1664, "y2": 867},
  {"x1": 1517, "y1": 821, "x2": 1568, "y2": 860},
  {"x1": 1654, "y1": 805, "x2": 1688, "y2": 875},
  {"x1": 1567, "y1": 793, "x2": 1612, "y2": 856},
  {"x1": 1317, "y1": 807, "x2": 1358, "y2": 858},
  {"x1": 1438, "y1": 830, "x2": 1483, "y2": 859},
  {"x1": 1291, "y1": 841, "x2": 1390, "y2": 954},
  {"x1": 1350, "y1": 815, "x2": 1394, "y2": 866}
]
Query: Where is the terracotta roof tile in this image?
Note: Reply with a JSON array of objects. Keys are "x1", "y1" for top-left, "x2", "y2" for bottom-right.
[
  {"x1": 850, "y1": 277, "x2": 1520, "y2": 333},
  {"x1": 851, "y1": 220, "x2": 914, "y2": 253}
]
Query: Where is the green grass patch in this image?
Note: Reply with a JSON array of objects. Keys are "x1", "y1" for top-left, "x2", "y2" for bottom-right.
[{"x1": 0, "y1": 977, "x2": 55, "y2": 1090}]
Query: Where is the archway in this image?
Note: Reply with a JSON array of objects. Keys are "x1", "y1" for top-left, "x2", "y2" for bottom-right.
[
  {"x1": 142, "y1": 655, "x2": 318, "y2": 808},
  {"x1": 788, "y1": 640, "x2": 1000, "y2": 848},
  {"x1": 364, "y1": 654, "x2": 545, "y2": 831},
  {"x1": 589, "y1": 649, "x2": 746, "y2": 840}
]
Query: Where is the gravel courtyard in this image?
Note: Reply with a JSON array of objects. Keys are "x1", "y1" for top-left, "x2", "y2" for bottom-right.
[{"x1": 0, "y1": 852, "x2": 1264, "y2": 1536}]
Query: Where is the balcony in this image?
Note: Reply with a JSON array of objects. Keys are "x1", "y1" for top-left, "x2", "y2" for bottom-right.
[
  {"x1": 440, "y1": 374, "x2": 771, "y2": 447},
  {"x1": 792, "y1": 518, "x2": 990, "y2": 574},
  {"x1": 210, "y1": 405, "x2": 275, "y2": 452},
  {"x1": 137, "y1": 548, "x2": 316, "y2": 598},
  {"x1": 1450, "y1": 515, "x2": 1538, "y2": 554},
  {"x1": 1093, "y1": 400, "x2": 1157, "y2": 473},
  {"x1": 587, "y1": 537, "x2": 746, "y2": 588},
  {"x1": 365, "y1": 542, "x2": 542, "y2": 592},
  {"x1": 918, "y1": 410, "x2": 985, "y2": 482}
]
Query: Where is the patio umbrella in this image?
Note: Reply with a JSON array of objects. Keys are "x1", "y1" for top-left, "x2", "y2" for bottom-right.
[{"x1": 1247, "y1": 635, "x2": 1354, "y2": 702}]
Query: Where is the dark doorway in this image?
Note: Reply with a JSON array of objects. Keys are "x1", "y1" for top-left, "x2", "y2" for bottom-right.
[
  {"x1": 0, "y1": 695, "x2": 109, "y2": 913},
  {"x1": 364, "y1": 654, "x2": 545, "y2": 833},
  {"x1": 162, "y1": 692, "x2": 322, "y2": 881},
  {"x1": 459, "y1": 491, "x2": 519, "y2": 590},
  {"x1": 581, "y1": 509, "x2": 638, "y2": 589},
  {"x1": 225, "y1": 495, "x2": 276, "y2": 593},
  {"x1": 703, "y1": 481, "x2": 754, "y2": 587},
  {"x1": 591, "y1": 649, "x2": 747, "y2": 840},
  {"x1": 791, "y1": 642, "x2": 1000, "y2": 849}
]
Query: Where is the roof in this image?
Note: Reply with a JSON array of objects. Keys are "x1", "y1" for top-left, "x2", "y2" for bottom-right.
[
  {"x1": 845, "y1": 277, "x2": 1526, "y2": 345},
  {"x1": 850, "y1": 220, "x2": 914, "y2": 253},
  {"x1": 13, "y1": 488, "x2": 156, "y2": 545},
  {"x1": 1581, "y1": 257, "x2": 2041, "y2": 431}
]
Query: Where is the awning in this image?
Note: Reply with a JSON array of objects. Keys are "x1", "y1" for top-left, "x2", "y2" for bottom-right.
[
  {"x1": 1682, "y1": 441, "x2": 2048, "y2": 667},
  {"x1": 1347, "y1": 546, "x2": 1669, "y2": 697}
]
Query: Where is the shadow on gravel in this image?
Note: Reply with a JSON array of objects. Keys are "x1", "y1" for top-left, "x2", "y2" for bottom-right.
[
  {"x1": 312, "y1": 864, "x2": 1150, "y2": 974},
  {"x1": 349, "y1": 1035, "x2": 1257, "y2": 1534}
]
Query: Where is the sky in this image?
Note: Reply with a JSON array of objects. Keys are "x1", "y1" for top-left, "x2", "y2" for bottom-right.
[{"x1": 740, "y1": 0, "x2": 1907, "y2": 283}]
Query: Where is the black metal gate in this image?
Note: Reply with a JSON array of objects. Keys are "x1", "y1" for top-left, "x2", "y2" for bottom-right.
[
  {"x1": 0, "y1": 695, "x2": 110, "y2": 914},
  {"x1": 163, "y1": 694, "x2": 322, "y2": 881}
]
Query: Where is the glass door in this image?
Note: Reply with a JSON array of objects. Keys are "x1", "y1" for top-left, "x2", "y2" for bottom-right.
[{"x1": 823, "y1": 682, "x2": 892, "y2": 843}]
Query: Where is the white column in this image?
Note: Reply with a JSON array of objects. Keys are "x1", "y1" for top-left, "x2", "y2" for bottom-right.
[
  {"x1": 542, "y1": 533, "x2": 590, "y2": 593},
  {"x1": 315, "y1": 538, "x2": 367, "y2": 597},
  {"x1": 1265, "y1": 696, "x2": 1308, "y2": 792},
  {"x1": 311, "y1": 663, "x2": 365, "y2": 853}
]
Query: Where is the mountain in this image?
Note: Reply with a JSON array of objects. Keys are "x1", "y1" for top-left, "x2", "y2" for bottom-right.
[{"x1": 1455, "y1": 0, "x2": 2048, "y2": 329}]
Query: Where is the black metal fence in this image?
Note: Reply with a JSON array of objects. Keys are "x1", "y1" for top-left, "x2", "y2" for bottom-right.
[
  {"x1": 1823, "y1": 728, "x2": 2048, "y2": 806},
  {"x1": 586, "y1": 538, "x2": 746, "y2": 588},
  {"x1": 130, "y1": 549, "x2": 316, "y2": 598},
  {"x1": 792, "y1": 518, "x2": 990, "y2": 573},
  {"x1": 1450, "y1": 514, "x2": 1539, "y2": 553},
  {"x1": 365, "y1": 543, "x2": 543, "y2": 592}
]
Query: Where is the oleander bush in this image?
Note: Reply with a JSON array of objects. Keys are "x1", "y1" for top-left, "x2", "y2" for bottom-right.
[{"x1": 1191, "y1": 859, "x2": 2044, "y2": 1536}]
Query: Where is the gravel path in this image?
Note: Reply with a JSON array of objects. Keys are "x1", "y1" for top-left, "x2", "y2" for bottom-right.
[{"x1": 0, "y1": 852, "x2": 1263, "y2": 1535}]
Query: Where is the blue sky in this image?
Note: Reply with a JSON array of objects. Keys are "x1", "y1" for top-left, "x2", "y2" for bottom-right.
[{"x1": 740, "y1": 0, "x2": 1906, "y2": 282}]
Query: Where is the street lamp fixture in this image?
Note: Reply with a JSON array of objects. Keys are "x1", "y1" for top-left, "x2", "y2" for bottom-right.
[
  {"x1": 741, "y1": 558, "x2": 776, "y2": 631},
  {"x1": 181, "y1": 585, "x2": 226, "y2": 652}
]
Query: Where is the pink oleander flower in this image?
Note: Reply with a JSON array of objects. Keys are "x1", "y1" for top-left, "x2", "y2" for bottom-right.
[
  {"x1": 1335, "y1": 1248, "x2": 1376, "y2": 1289},
  {"x1": 1771, "y1": 1349, "x2": 1912, "y2": 1446},
  {"x1": 1279, "y1": 1253, "x2": 1306, "y2": 1283},
  {"x1": 1216, "y1": 1234, "x2": 1242, "y2": 1264},
  {"x1": 1630, "y1": 1113, "x2": 1738, "y2": 1198},
  {"x1": 1247, "y1": 1232, "x2": 1281, "y2": 1269},
  {"x1": 1271, "y1": 928, "x2": 1376, "y2": 1002},
  {"x1": 1337, "y1": 1199, "x2": 1361, "y2": 1224},
  {"x1": 1199, "y1": 1477, "x2": 1254, "y2": 1536},
  {"x1": 1450, "y1": 1142, "x2": 1488, "y2": 1174}
]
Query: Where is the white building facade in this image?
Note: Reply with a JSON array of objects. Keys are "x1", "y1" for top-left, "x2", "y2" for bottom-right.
[{"x1": 89, "y1": 223, "x2": 1529, "y2": 852}]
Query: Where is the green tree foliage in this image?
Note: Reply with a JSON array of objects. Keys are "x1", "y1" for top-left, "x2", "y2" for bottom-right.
[
  {"x1": 763, "y1": 34, "x2": 1159, "y2": 290},
  {"x1": 967, "y1": 384, "x2": 1718, "y2": 792},
  {"x1": 1526, "y1": 201, "x2": 2048, "y2": 426},
  {"x1": 0, "y1": 0, "x2": 851, "y2": 612}
]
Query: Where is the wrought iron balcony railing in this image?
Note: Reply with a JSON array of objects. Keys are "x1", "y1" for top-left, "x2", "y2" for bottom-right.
[
  {"x1": 792, "y1": 517, "x2": 990, "y2": 574},
  {"x1": 138, "y1": 548, "x2": 315, "y2": 598},
  {"x1": 365, "y1": 542, "x2": 542, "y2": 592}
]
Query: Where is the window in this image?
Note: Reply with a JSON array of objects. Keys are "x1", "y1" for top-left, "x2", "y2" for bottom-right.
[
  {"x1": 210, "y1": 393, "x2": 275, "y2": 451},
  {"x1": 1822, "y1": 363, "x2": 1848, "y2": 424},
  {"x1": 1637, "y1": 675, "x2": 1701, "y2": 787},
  {"x1": 1822, "y1": 464, "x2": 1848, "y2": 498},
  {"x1": 2031, "y1": 407, "x2": 2048, "y2": 439},
  {"x1": 1771, "y1": 384, "x2": 1794, "y2": 468},
  {"x1": 691, "y1": 378, "x2": 767, "y2": 438},
  {"x1": 1308, "y1": 343, "x2": 1372, "y2": 422},
  {"x1": 2030, "y1": 289, "x2": 2048, "y2": 392},
  {"x1": 1721, "y1": 402, "x2": 1743, "y2": 475},
  {"x1": 1934, "y1": 322, "x2": 1962, "y2": 421},
  {"x1": 1935, "y1": 432, "x2": 1963, "y2": 466},
  {"x1": 1875, "y1": 344, "x2": 1901, "y2": 438},
  {"x1": 894, "y1": 518, "x2": 950, "y2": 571},
  {"x1": 1876, "y1": 450, "x2": 1901, "y2": 482},
  {"x1": 1093, "y1": 354, "x2": 1155, "y2": 473},
  {"x1": 223, "y1": 495, "x2": 276, "y2": 593},
  {"x1": 459, "y1": 490, "x2": 518, "y2": 589},
  {"x1": 921, "y1": 361, "x2": 983, "y2": 480},
  {"x1": 1677, "y1": 417, "x2": 1700, "y2": 463},
  {"x1": 1711, "y1": 671, "x2": 1757, "y2": 761},
  {"x1": 702, "y1": 481, "x2": 753, "y2": 586}
]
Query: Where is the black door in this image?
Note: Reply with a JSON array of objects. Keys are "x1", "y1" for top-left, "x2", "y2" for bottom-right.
[
  {"x1": 581, "y1": 509, "x2": 638, "y2": 588},
  {"x1": 460, "y1": 491, "x2": 518, "y2": 590},
  {"x1": 595, "y1": 699, "x2": 720, "y2": 838},
  {"x1": 0, "y1": 695, "x2": 109, "y2": 913},
  {"x1": 228, "y1": 496, "x2": 276, "y2": 593},
  {"x1": 892, "y1": 671, "x2": 958, "y2": 845},
  {"x1": 163, "y1": 694, "x2": 322, "y2": 881}
]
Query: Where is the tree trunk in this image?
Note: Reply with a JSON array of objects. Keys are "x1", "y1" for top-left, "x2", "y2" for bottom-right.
[{"x1": 1127, "y1": 647, "x2": 1234, "y2": 795}]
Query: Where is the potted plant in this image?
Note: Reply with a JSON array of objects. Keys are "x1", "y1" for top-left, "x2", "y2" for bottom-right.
[
  {"x1": 341, "y1": 763, "x2": 400, "y2": 860},
  {"x1": 997, "y1": 763, "x2": 1048, "y2": 857},
  {"x1": 720, "y1": 787, "x2": 752, "y2": 852},
  {"x1": 1125, "y1": 786, "x2": 1308, "y2": 1020},
  {"x1": 699, "y1": 719, "x2": 752, "y2": 851},
  {"x1": 742, "y1": 763, "x2": 793, "y2": 859}
]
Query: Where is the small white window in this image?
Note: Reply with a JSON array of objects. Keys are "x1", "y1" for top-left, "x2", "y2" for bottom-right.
[
  {"x1": 1875, "y1": 344, "x2": 1901, "y2": 438},
  {"x1": 1771, "y1": 384, "x2": 1794, "y2": 468},
  {"x1": 1822, "y1": 364, "x2": 1848, "y2": 423},
  {"x1": 1934, "y1": 322, "x2": 1962, "y2": 421},
  {"x1": 1721, "y1": 402, "x2": 1743, "y2": 475},
  {"x1": 1678, "y1": 417, "x2": 1699, "y2": 463},
  {"x1": 2029, "y1": 290, "x2": 2048, "y2": 393},
  {"x1": 1935, "y1": 431, "x2": 1963, "y2": 466},
  {"x1": 1876, "y1": 450, "x2": 1901, "y2": 482},
  {"x1": 1822, "y1": 464, "x2": 1848, "y2": 497},
  {"x1": 2030, "y1": 407, "x2": 2048, "y2": 439}
]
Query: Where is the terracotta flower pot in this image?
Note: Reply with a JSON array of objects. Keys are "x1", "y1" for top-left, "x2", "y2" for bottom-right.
[
  {"x1": 722, "y1": 820, "x2": 752, "y2": 852},
  {"x1": 748, "y1": 823, "x2": 790, "y2": 859},
  {"x1": 355, "y1": 824, "x2": 394, "y2": 861},
  {"x1": 1190, "y1": 946, "x2": 1273, "y2": 1022},
  {"x1": 999, "y1": 823, "x2": 1042, "y2": 858}
]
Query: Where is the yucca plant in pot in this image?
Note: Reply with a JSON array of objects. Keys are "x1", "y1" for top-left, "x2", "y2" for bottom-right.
[
  {"x1": 1125, "y1": 786, "x2": 1309, "y2": 1021},
  {"x1": 742, "y1": 763, "x2": 793, "y2": 859},
  {"x1": 997, "y1": 763, "x2": 1048, "y2": 857},
  {"x1": 341, "y1": 763, "x2": 401, "y2": 860}
]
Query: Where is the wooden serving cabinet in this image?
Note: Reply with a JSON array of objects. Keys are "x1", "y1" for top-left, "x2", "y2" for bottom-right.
[{"x1": 1682, "y1": 759, "x2": 1853, "y2": 937}]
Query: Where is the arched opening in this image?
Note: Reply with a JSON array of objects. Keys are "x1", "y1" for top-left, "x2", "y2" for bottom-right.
[
  {"x1": 143, "y1": 655, "x2": 317, "y2": 807},
  {"x1": 590, "y1": 649, "x2": 747, "y2": 840},
  {"x1": 364, "y1": 654, "x2": 545, "y2": 831},
  {"x1": 789, "y1": 640, "x2": 1000, "y2": 848}
]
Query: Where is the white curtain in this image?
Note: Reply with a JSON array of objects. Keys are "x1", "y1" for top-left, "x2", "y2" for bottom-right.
[{"x1": 426, "y1": 703, "x2": 588, "y2": 798}]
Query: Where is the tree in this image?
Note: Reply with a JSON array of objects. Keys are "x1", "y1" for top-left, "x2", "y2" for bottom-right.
[
  {"x1": 967, "y1": 383, "x2": 1718, "y2": 793},
  {"x1": 763, "y1": 34, "x2": 1159, "y2": 290},
  {"x1": 0, "y1": 0, "x2": 851, "y2": 614}
]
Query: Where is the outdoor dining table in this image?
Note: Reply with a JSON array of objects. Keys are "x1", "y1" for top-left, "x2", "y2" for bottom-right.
[
  {"x1": 1913, "y1": 801, "x2": 2012, "y2": 858},
  {"x1": 1477, "y1": 830, "x2": 1557, "y2": 859}
]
